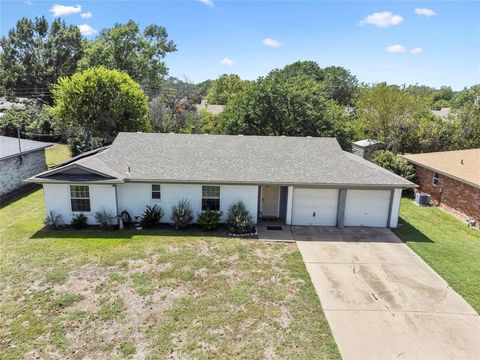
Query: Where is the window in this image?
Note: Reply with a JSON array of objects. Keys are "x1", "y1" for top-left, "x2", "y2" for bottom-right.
[
  {"x1": 152, "y1": 184, "x2": 161, "y2": 199},
  {"x1": 202, "y1": 185, "x2": 220, "y2": 211},
  {"x1": 70, "y1": 185, "x2": 90, "y2": 212},
  {"x1": 432, "y1": 172, "x2": 440, "y2": 185}
]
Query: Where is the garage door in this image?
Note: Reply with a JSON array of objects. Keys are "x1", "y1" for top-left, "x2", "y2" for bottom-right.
[
  {"x1": 344, "y1": 190, "x2": 391, "y2": 227},
  {"x1": 292, "y1": 188, "x2": 338, "y2": 226}
]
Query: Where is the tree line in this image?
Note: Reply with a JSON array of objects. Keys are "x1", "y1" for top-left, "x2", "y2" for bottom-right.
[{"x1": 1, "y1": 16, "x2": 479, "y2": 161}]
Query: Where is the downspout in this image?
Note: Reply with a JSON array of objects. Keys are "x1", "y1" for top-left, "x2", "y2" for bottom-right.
[{"x1": 113, "y1": 184, "x2": 119, "y2": 220}]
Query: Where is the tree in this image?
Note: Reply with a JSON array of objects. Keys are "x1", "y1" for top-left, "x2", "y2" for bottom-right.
[
  {"x1": 321, "y1": 66, "x2": 358, "y2": 106},
  {"x1": 451, "y1": 84, "x2": 480, "y2": 109},
  {"x1": 371, "y1": 150, "x2": 415, "y2": 181},
  {"x1": 0, "y1": 105, "x2": 57, "y2": 141},
  {"x1": 356, "y1": 83, "x2": 430, "y2": 154},
  {"x1": 0, "y1": 16, "x2": 83, "y2": 102},
  {"x1": 148, "y1": 77, "x2": 200, "y2": 133},
  {"x1": 220, "y1": 74, "x2": 354, "y2": 149},
  {"x1": 196, "y1": 79, "x2": 213, "y2": 98},
  {"x1": 451, "y1": 102, "x2": 480, "y2": 149},
  {"x1": 78, "y1": 20, "x2": 176, "y2": 87},
  {"x1": 52, "y1": 66, "x2": 149, "y2": 142},
  {"x1": 206, "y1": 74, "x2": 249, "y2": 105}
]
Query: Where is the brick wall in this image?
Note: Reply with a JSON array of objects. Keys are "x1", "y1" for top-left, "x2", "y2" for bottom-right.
[
  {"x1": 0, "y1": 150, "x2": 47, "y2": 196},
  {"x1": 414, "y1": 165, "x2": 480, "y2": 223}
]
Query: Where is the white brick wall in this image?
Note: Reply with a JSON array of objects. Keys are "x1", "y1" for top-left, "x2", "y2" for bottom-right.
[{"x1": 0, "y1": 150, "x2": 47, "y2": 196}]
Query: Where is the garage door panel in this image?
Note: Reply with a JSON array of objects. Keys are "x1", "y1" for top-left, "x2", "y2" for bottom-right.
[
  {"x1": 344, "y1": 190, "x2": 390, "y2": 227},
  {"x1": 292, "y1": 188, "x2": 338, "y2": 226}
]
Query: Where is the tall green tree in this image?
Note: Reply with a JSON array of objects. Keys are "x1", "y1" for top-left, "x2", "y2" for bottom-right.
[
  {"x1": 356, "y1": 83, "x2": 430, "y2": 154},
  {"x1": 220, "y1": 74, "x2": 353, "y2": 149},
  {"x1": 78, "y1": 20, "x2": 176, "y2": 87},
  {"x1": 52, "y1": 66, "x2": 149, "y2": 141},
  {"x1": 0, "y1": 16, "x2": 83, "y2": 101},
  {"x1": 206, "y1": 74, "x2": 249, "y2": 105}
]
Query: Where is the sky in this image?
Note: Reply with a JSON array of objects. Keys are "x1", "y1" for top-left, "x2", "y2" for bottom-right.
[{"x1": 1, "y1": 0, "x2": 479, "y2": 90}]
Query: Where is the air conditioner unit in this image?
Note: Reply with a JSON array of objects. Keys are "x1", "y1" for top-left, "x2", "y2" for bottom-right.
[{"x1": 415, "y1": 193, "x2": 431, "y2": 206}]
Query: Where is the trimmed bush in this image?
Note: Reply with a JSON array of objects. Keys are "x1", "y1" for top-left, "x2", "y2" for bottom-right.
[
  {"x1": 371, "y1": 150, "x2": 416, "y2": 181},
  {"x1": 94, "y1": 209, "x2": 113, "y2": 228},
  {"x1": 226, "y1": 201, "x2": 252, "y2": 234},
  {"x1": 71, "y1": 213, "x2": 88, "y2": 229},
  {"x1": 171, "y1": 199, "x2": 194, "y2": 229},
  {"x1": 140, "y1": 205, "x2": 165, "y2": 226},
  {"x1": 197, "y1": 210, "x2": 223, "y2": 230}
]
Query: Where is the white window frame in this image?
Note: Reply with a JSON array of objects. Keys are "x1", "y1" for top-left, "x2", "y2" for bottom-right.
[
  {"x1": 432, "y1": 172, "x2": 440, "y2": 186},
  {"x1": 70, "y1": 185, "x2": 91, "y2": 212},
  {"x1": 151, "y1": 184, "x2": 161, "y2": 200},
  {"x1": 202, "y1": 185, "x2": 221, "y2": 211}
]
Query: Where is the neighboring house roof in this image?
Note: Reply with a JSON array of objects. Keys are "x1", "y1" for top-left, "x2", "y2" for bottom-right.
[
  {"x1": 29, "y1": 133, "x2": 413, "y2": 188},
  {"x1": 353, "y1": 139, "x2": 384, "y2": 148},
  {"x1": 0, "y1": 97, "x2": 33, "y2": 112},
  {"x1": 195, "y1": 100, "x2": 225, "y2": 116},
  {"x1": 431, "y1": 107, "x2": 451, "y2": 119},
  {"x1": 0, "y1": 135, "x2": 52, "y2": 161},
  {"x1": 402, "y1": 149, "x2": 480, "y2": 188}
]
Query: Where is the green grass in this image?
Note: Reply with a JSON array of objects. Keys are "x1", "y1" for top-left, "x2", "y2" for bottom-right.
[
  {"x1": 395, "y1": 198, "x2": 480, "y2": 312},
  {"x1": 0, "y1": 190, "x2": 339, "y2": 359},
  {"x1": 45, "y1": 144, "x2": 71, "y2": 168}
]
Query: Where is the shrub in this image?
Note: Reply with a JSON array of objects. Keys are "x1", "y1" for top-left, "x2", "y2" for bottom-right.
[
  {"x1": 94, "y1": 209, "x2": 113, "y2": 228},
  {"x1": 197, "y1": 210, "x2": 223, "y2": 230},
  {"x1": 71, "y1": 213, "x2": 88, "y2": 229},
  {"x1": 170, "y1": 199, "x2": 194, "y2": 229},
  {"x1": 140, "y1": 205, "x2": 164, "y2": 226},
  {"x1": 226, "y1": 201, "x2": 252, "y2": 233},
  {"x1": 371, "y1": 150, "x2": 416, "y2": 181},
  {"x1": 44, "y1": 211, "x2": 64, "y2": 229}
]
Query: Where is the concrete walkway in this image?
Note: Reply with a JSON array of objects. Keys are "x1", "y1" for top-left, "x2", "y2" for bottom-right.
[{"x1": 295, "y1": 227, "x2": 480, "y2": 360}]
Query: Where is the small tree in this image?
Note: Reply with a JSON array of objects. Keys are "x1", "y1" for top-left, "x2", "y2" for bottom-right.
[
  {"x1": 226, "y1": 201, "x2": 252, "y2": 234},
  {"x1": 52, "y1": 66, "x2": 150, "y2": 142},
  {"x1": 371, "y1": 150, "x2": 416, "y2": 181}
]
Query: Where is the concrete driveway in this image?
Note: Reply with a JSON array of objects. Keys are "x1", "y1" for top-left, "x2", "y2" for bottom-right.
[{"x1": 294, "y1": 227, "x2": 480, "y2": 360}]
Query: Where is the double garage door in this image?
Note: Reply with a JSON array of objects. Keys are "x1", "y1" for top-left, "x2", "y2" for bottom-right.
[{"x1": 292, "y1": 188, "x2": 391, "y2": 227}]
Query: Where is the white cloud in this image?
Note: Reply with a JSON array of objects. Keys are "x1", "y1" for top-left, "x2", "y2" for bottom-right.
[
  {"x1": 80, "y1": 12, "x2": 92, "y2": 19},
  {"x1": 410, "y1": 47, "x2": 422, "y2": 55},
  {"x1": 415, "y1": 8, "x2": 436, "y2": 17},
  {"x1": 198, "y1": 0, "x2": 214, "y2": 7},
  {"x1": 26, "y1": 0, "x2": 33, "y2": 5},
  {"x1": 49, "y1": 4, "x2": 82, "y2": 16},
  {"x1": 386, "y1": 44, "x2": 407, "y2": 53},
  {"x1": 262, "y1": 38, "x2": 285, "y2": 48},
  {"x1": 220, "y1": 57, "x2": 235, "y2": 66},
  {"x1": 359, "y1": 11, "x2": 403, "y2": 27},
  {"x1": 78, "y1": 24, "x2": 98, "y2": 36}
]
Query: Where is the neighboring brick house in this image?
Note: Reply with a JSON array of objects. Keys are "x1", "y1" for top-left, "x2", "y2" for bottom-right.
[
  {"x1": 0, "y1": 136, "x2": 52, "y2": 197},
  {"x1": 403, "y1": 149, "x2": 480, "y2": 224}
]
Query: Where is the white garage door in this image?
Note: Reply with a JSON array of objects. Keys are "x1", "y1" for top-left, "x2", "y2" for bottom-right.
[
  {"x1": 344, "y1": 190, "x2": 391, "y2": 227},
  {"x1": 292, "y1": 188, "x2": 338, "y2": 226}
]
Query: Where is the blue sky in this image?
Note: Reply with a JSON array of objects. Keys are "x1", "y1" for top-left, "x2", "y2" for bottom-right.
[{"x1": 1, "y1": 1, "x2": 479, "y2": 90}]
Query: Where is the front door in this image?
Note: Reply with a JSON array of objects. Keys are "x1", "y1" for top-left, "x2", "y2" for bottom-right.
[{"x1": 261, "y1": 185, "x2": 280, "y2": 218}]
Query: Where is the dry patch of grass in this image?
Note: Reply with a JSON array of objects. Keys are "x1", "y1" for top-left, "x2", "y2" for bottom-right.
[{"x1": 0, "y1": 190, "x2": 339, "y2": 359}]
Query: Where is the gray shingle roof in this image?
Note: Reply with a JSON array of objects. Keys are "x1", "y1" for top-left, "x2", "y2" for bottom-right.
[
  {"x1": 32, "y1": 133, "x2": 414, "y2": 187},
  {"x1": 0, "y1": 135, "x2": 52, "y2": 160}
]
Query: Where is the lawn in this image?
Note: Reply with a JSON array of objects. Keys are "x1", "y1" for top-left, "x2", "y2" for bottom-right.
[
  {"x1": 45, "y1": 144, "x2": 71, "y2": 169},
  {"x1": 395, "y1": 198, "x2": 480, "y2": 312},
  {"x1": 0, "y1": 189, "x2": 339, "y2": 359}
]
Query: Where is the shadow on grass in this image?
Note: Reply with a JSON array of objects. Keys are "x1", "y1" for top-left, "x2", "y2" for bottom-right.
[
  {"x1": 0, "y1": 184, "x2": 41, "y2": 209},
  {"x1": 393, "y1": 217, "x2": 434, "y2": 243},
  {"x1": 30, "y1": 227, "x2": 233, "y2": 240}
]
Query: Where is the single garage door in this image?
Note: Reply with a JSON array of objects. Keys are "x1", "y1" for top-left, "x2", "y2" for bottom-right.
[
  {"x1": 292, "y1": 188, "x2": 338, "y2": 226},
  {"x1": 344, "y1": 189, "x2": 391, "y2": 227}
]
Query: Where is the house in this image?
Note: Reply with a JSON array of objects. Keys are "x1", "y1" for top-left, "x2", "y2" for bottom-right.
[
  {"x1": 431, "y1": 107, "x2": 451, "y2": 119},
  {"x1": 403, "y1": 149, "x2": 480, "y2": 224},
  {"x1": 27, "y1": 133, "x2": 414, "y2": 228},
  {"x1": 195, "y1": 100, "x2": 225, "y2": 116},
  {"x1": 352, "y1": 139, "x2": 385, "y2": 159},
  {"x1": 0, "y1": 136, "x2": 52, "y2": 197}
]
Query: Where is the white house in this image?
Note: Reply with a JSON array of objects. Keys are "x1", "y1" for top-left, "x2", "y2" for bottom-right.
[{"x1": 27, "y1": 133, "x2": 414, "y2": 228}]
